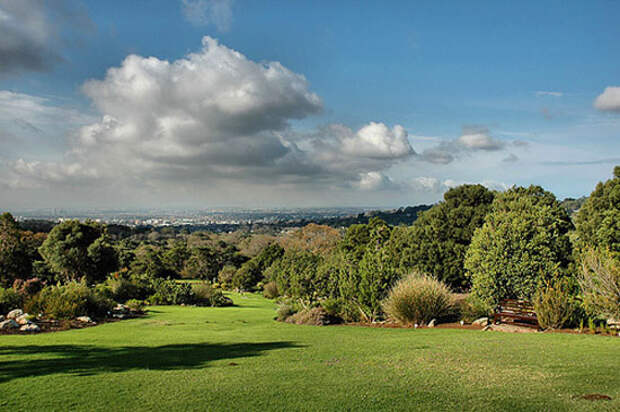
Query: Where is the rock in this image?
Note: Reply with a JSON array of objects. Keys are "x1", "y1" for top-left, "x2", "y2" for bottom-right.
[
  {"x1": 16, "y1": 313, "x2": 32, "y2": 325},
  {"x1": 7, "y1": 309, "x2": 23, "y2": 320},
  {"x1": 414, "y1": 323, "x2": 419, "y2": 329},
  {"x1": 76, "y1": 316, "x2": 93, "y2": 323},
  {"x1": 428, "y1": 319, "x2": 436, "y2": 328},
  {"x1": 113, "y1": 313, "x2": 126, "y2": 319},
  {"x1": 113, "y1": 304, "x2": 129, "y2": 314},
  {"x1": 0, "y1": 319, "x2": 19, "y2": 330},
  {"x1": 473, "y1": 317, "x2": 489, "y2": 326},
  {"x1": 482, "y1": 325, "x2": 492, "y2": 331},
  {"x1": 459, "y1": 320, "x2": 465, "y2": 326},
  {"x1": 607, "y1": 318, "x2": 620, "y2": 329},
  {"x1": 20, "y1": 323, "x2": 40, "y2": 332}
]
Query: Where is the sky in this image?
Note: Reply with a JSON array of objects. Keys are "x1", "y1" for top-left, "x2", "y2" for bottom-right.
[{"x1": 0, "y1": 0, "x2": 619, "y2": 210}]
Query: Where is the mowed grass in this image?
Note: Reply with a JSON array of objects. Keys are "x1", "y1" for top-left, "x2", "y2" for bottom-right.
[{"x1": 1, "y1": 294, "x2": 618, "y2": 411}]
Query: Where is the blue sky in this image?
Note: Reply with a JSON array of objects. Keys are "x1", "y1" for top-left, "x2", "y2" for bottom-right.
[{"x1": 0, "y1": 0, "x2": 619, "y2": 209}]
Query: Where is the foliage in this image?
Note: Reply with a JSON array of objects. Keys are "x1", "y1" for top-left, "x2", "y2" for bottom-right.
[
  {"x1": 0, "y1": 213, "x2": 32, "y2": 286},
  {"x1": 38, "y1": 220, "x2": 118, "y2": 283},
  {"x1": 0, "y1": 286, "x2": 22, "y2": 314},
  {"x1": 125, "y1": 299, "x2": 146, "y2": 312},
  {"x1": 285, "y1": 307, "x2": 333, "y2": 326},
  {"x1": 98, "y1": 273, "x2": 152, "y2": 302},
  {"x1": 397, "y1": 185, "x2": 495, "y2": 290},
  {"x1": 12, "y1": 277, "x2": 45, "y2": 297},
  {"x1": 533, "y1": 278, "x2": 576, "y2": 329},
  {"x1": 147, "y1": 278, "x2": 194, "y2": 305},
  {"x1": 278, "y1": 224, "x2": 342, "y2": 253},
  {"x1": 262, "y1": 281, "x2": 279, "y2": 299},
  {"x1": 181, "y1": 247, "x2": 219, "y2": 280},
  {"x1": 459, "y1": 294, "x2": 492, "y2": 323},
  {"x1": 191, "y1": 282, "x2": 233, "y2": 307},
  {"x1": 266, "y1": 249, "x2": 323, "y2": 299},
  {"x1": 382, "y1": 272, "x2": 454, "y2": 326},
  {"x1": 25, "y1": 280, "x2": 114, "y2": 320},
  {"x1": 465, "y1": 186, "x2": 574, "y2": 306},
  {"x1": 232, "y1": 243, "x2": 284, "y2": 290},
  {"x1": 217, "y1": 265, "x2": 237, "y2": 287},
  {"x1": 578, "y1": 248, "x2": 620, "y2": 319},
  {"x1": 130, "y1": 245, "x2": 176, "y2": 279},
  {"x1": 575, "y1": 166, "x2": 620, "y2": 259},
  {"x1": 276, "y1": 302, "x2": 297, "y2": 322}
]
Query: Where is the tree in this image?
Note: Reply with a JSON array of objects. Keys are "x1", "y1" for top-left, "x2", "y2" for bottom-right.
[
  {"x1": 39, "y1": 220, "x2": 118, "y2": 283},
  {"x1": 0, "y1": 213, "x2": 30, "y2": 285},
  {"x1": 182, "y1": 247, "x2": 219, "y2": 280},
  {"x1": 464, "y1": 186, "x2": 574, "y2": 305},
  {"x1": 396, "y1": 185, "x2": 495, "y2": 290},
  {"x1": 130, "y1": 245, "x2": 175, "y2": 279},
  {"x1": 575, "y1": 166, "x2": 620, "y2": 260},
  {"x1": 232, "y1": 243, "x2": 284, "y2": 290}
]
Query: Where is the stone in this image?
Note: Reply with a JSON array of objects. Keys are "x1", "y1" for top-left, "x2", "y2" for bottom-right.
[
  {"x1": 428, "y1": 319, "x2": 436, "y2": 328},
  {"x1": 113, "y1": 304, "x2": 129, "y2": 314},
  {"x1": 7, "y1": 309, "x2": 23, "y2": 320},
  {"x1": 473, "y1": 317, "x2": 489, "y2": 326},
  {"x1": 459, "y1": 320, "x2": 465, "y2": 326},
  {"x1": 482, "y1": 325, "x2": 492, "y2": 331},
  {"x1": 16, "y1": 313, "x2": 32, "y2": 325},
  {"x1": 76, "y1": 316, "x2": 93, "y2": 323},
  {"x1": 607, "y1": 318, "x2": 620, "y2": 329},
  {"x1": 414, "y1": 323, "x2": 419, "y2": 329},
  {"x1": 20, "y1": 323, "x2": 40, "y2": 332},
  {"x1": 0, "y1": 319, "x2": 19, "y2": 330}
]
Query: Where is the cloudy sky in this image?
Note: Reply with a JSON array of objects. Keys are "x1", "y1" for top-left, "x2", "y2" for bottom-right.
[{"x1": 0, "y1": 0, "x2": 619, "y2": 209}]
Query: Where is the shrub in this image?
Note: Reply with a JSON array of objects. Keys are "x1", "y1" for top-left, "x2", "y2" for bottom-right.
[
  {"x1": 191, "y1": 282, "x2": 233, "y2": 307},
  {"x1": 263, "y1": 282, "x2": 279, "y2": 299},
  {"x1": 0, "y1": 287, "x2": 22, "y2": 314},
  {"x1": 147, "y1": 279, "x2": 193, "y2": 305},
  {"x1": 276, "y1": 302, "x2": 297, "y2": 322},
  {"x1": 25, "y1": 280, "x2": 115, "y2": 320},
  {"x1": 12, "y1": 277, "x2": 45, "y2": 297},
  {"x1": 125, "y1": 299, "x2": 146, "y2": 312},
  {"x1": 382, "y1": 273, "x2": 453, "y2": 326},
  {"x1": 217, "y1": 265, "x2": 237, "y2": 287},
  {"x1": 533, "y1": 278, "x2": 576, "y2": 329},
  {"x1": 459, "y1": 294, "x2": 492, "y2": 323},
  {"x1": 578, "y1": 248, "x2": 620, "y2": 320},
  {"x1": 286, "y1": 307, "x2": 332, "y2": 326}
]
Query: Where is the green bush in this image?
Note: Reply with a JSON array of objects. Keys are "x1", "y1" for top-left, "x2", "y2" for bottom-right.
[
  {"x1": 578, "y1": 248, "x2": 620, "y2": 320},
  {"x1": 465, "y1": 186, "x2": 573, "y2": 306},
  {"x1": 25, "y1": 280, "x2": 115, "y2": 320},
  {"x1": 0, "y1": 287, "x2": 22, "y2": 314},
  {"x1": 276, "y1": 302, "x2": 297, "y2": 322},
  {"x1": 147, "y1": 279, "x2": 193, "y2": 305},
  {"x1": 191, "y1": 282, "x2": 233, "y2": 307},
  {"x1": 125, "y1": 299, "x2": 146, "y2": 312},
  {"x1": 262, "y1": 281, "x2": 279, "y2": 299},
  {"x1": 459, "y1": 294, "x2": 492, "y2": 323},
  {"x1": 382, "y1": 273, "x2": 453, "y2": 326},
  {"x1": 533, "y1": 278, "x2": 576, "y2": 329},
  {"x1": 217, "y1": 265, "x2": 237, "y2": 288}
]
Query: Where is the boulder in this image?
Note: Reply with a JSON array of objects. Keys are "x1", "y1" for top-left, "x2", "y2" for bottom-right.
[
  {"x1": 113, "y1": 304, "x2": 129, "y2": 314},
  {"x1": 16, "y1": 313, "x2": 32, "y2": 325},
  {"x1": 20, "y1": 323, "x2": 40, "y2": 332},
  {"x1": 0, "y1": 319, "x2": 19, "y2": 330},
  {"x1": 428, "y1": 319, "x2": 436, "y2": 328},
  {"x1": 76, "y1": 316, "x2": 93, "y2": 323},
  {"x1": 607, "y1": 319, "x2": 620, "y2": 329},
  {"x1": 473, "y1": 317, "x2": 489, "y2": 326},
  {"x1": 7, "y1": 309, "x2": 23, "y2": 320}
]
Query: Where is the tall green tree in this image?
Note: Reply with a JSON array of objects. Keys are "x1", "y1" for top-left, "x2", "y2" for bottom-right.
[
  {"x1": 575, "y1": 166, "x2": 620, "y2": 259},
  {"x1": 0, "y1": 213, "x2": 30, "y2": 285},
  {"x1": 464, "y1": 186, "x2": 574, "y2": 305},
  {"x1": 396, "y1": 184, "x2": 495, "y2": 289},
  {"x1": 39, "y1": 220, "x2": 118, "y2": 283}
]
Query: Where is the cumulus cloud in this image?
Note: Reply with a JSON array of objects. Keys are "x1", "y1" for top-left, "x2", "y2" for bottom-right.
[
  {"x1": 0, "y1": 0, "x2": 92, "y2": 75},
  {"x1": 181, "y1": 0, "x2": 233, "y2": 31},
  {"x1": 4, "y1": 37, "x2": 414, "y2": 195},
  {"x1": 418, "y1": 126, "x2": 505, "y2": 164},
  {"x1": 594, "y1": 86, "x2": 620, "y2": 112}
]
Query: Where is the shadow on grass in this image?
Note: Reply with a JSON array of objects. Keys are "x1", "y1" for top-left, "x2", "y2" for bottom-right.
[{"x1": 0, "y1": 341, "x2": 300, "y2": 383}]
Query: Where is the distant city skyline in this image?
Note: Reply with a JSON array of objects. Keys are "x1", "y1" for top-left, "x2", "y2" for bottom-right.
[{"x1": 1, "y1": 0, "x2": 619, "y2": 209}]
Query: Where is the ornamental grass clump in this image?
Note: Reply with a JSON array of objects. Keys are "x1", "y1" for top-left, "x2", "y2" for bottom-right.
[
  {"x1": 382, "y1": 272, "x2": 453, "y2": 326},
  {"x1": 533, "y1": 278, "x2": 576, "y2": 329}
]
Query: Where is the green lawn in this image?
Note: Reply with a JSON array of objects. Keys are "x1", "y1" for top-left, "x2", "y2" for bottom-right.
[{"x1": 1, "y1": 294, "x2": 618, "y2": 411}]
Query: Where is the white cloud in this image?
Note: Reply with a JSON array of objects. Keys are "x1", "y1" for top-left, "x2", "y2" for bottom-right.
[
  {"x1": 457, "y1": 128, "x2": 504, "y2": 150},
  {"x1": 419, "y1": 126, "x2": 505, "y2": 164},
  {"x1": 341, "y1": 122, "x2": 413, "y2": 158},
  {"x1": 3, "y1": 37, "x2": 414, "y2": 196},
  {"x1": 594, "y1": 86, "x2": 620, "y2": 112},
  {"x1": 181, "y1": 0, "x2": 233, "y2": 31}
]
